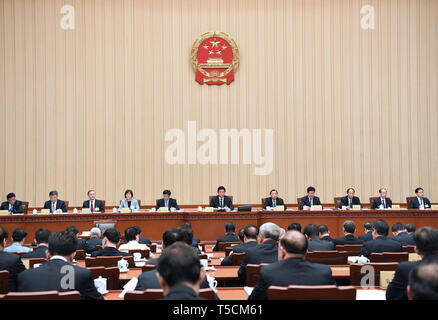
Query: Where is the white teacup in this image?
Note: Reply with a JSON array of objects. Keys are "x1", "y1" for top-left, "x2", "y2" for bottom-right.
[
  {"x1": 206, "y1": 275, "x2": 218, "y2": 290},
  {"x1": 117, "y1": 258, "x2": 129, "y2": 271},
  {"x1": 94, "y1": 276, "x2": 107, "y2": 294},
  {"x1": 200, "y1": 259, "x2": 208, "y2": 270},
  {"x1": 133, "y1": 252, "x2": 141, "y2": 261},
  {"x1": 33, "y1": 263, "x2": 42, "y2": 268},
  {"x1": 341, "y1": 206, "x2": 347, "y2": 210},
  {"x1": 356, "y1": 255, "x2": 370, "y2": 264}
]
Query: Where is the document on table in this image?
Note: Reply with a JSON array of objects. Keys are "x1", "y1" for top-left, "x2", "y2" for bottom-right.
[
  {"x1": 356, "y1": 289, "x2": 386, "y2": 300},
  {"x1": 244, "y1": 286, "x2": 254, "y2": 296},
  {"x1": 119, "y1": 277, "x2": 139, "y2": 298}
]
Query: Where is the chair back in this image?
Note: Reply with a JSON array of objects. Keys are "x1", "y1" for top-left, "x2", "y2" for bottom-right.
[
  {"x1": 402, "y1": 246, "x2": 416, "y2": 253},
  {"x1": 75, "y1": 249, "x2": 85, "y2": 260},
  {"x1": 128, "y1": 249, "x2": 150, "y2": 259},
  {"x1": 406, "y1": 196, "x2": 415, "y2": 207},
  {"x1": 23, "y1": 258, "x2": 48, "y2": 269},
  {"x1": 369, "y1": 197, "x2": 377, "y2": 206},
  {"x1": 335, "y1": 245, "x2": 363, "y2": 256},
  {"x1": 124, "y1": 288, "x2": 215, "y2": 300},
  {"x1": 297, "y1": 197, "x2": 301, "y2": 207},
  {"x1": 231, "y1": 252, "x2": 246, "y2": 266},
  {"x1": 198, "y1": 254, "x2": 208, "y2": 260},
  {"x1": 246, "y1": 264, "x2": 269, "y2": 287},
  {"x1": 218, "y1": 242, "x2": 240, "y2": 251},
  {"x1": 1, "y1": 290, "x2": 80, "y2": 300},
  {"x1": 149, "y1": 243, "x2": 157, "y2": 252},
  {"x1": 85, "y1": 256, "x2": 134, "y2": 268},
  {"x1": 349, "y1": 263, "x2": 398, "y2": 286},
  {"x1": 0, "y1": 270, "x2": 9, "y2": 294},
  {"x1": 64, "y1": 201, "x2": 69, "y2": 211},
  {"x1": 141, "y1": 264, "x2": 157, "y2": 272},
  {"x1": 268, "y1": 285, "x2": 356, "y2": 300},
  {"x1": 88, "y1": 266, "x2": 120, "y2": 290},
  {"x1": 224, "y1": 247, "x2": 233, "y2": 257},
  {"x1": 22, "y1": 201, "x2": 29, "y2": 214},
  {"x1": 306, "y1": 251, "x2": 348, "y2": 265},
  {"x1": 334, "y1": 197, "x2": 342, "y2": 208},
  {"x1": 370, "y1": 252, "x2": 409, "y2": 263}
]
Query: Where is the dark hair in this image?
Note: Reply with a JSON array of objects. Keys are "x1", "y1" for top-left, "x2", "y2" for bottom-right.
[
  {"x1": 0, "y1": 226, "x2": 9, "y2": 243},
  {"x1": 318, "y1": 224, "x2": 329, "y2": 235},
  {"x1": 12, "y1": 228, "x2": 28, "y2": 242},
  {"x1": 391, "y1": 222, "x2": 405, "y2": 233},
  {"x1": 6, "y1": 193, "x2": 15, "y2": 199},
  {"x1": 217, "y1": 186, "x2": 226, "y2": 193},
  {"x1": 373, "y1": 220, "x2": 389, "y2": 237},
  {"x1": 132, "y1": 226, "x2": 142, "y2": 235},
  {"x1": 163, "y1": 190, "x2": 171, "y2": 196},
  {"x1": 364, "y1": 222, "x2": 374, "y2": 231},
  {"x1": 343, "y1": 221, "x2": 356, "y2": 234},
  {"x1": 303, "y1": 224, "x2": 319, "y2": 238},
  {"x1": 307, "y1": 186, "x2": 316, "y2": 193},
  {"x1": 35, "y1": 228, "x2": 51, "y2": 244},
  {"x1": 87, "y1": 190, "x2": 95, "y2": 195},
  {"x1": 346, "y1": 188, "x2": 355, "y2": 194},
  {"x1": 408, "y1": 262, "x2": 438, "y2": 300},
  {"x1": 162, "y1": 228, "x2": 182, "y2": 247},
  {"x1": 179, "y1": 225, "x2": 194, "y2": 246},
  {"x1": 413, "y1": 227, "x2": 438, "y2": 256},
  {"x1": 270, "y1": 189, "x2": 278, "y2": 195},
  {"x1": 124, "y1": 227, "x2": 138, "y2": 242},
  {"x1": 225, "y1": 222, "x2": 236, "y2": 233},
  {"x1": 48, "y1": 231, "x2": 78, "y2": 256},
  {"x1": 379, "y1": 188, "x2": 387, "y2": 194},
  {"x1": 406, "y1": 224, "x2": 416, "y2": 233},
  {"x1": 243, "y1": 225, "x2": 259, "y2": 240},
  {"x1": 103, "y1": 228, "x2": 121, "y2": 244},
  {"x1": 49, "y1": 190, "x2": 58, "y2": 196},
  {"x1": 124, "y1": 189, "x2": 134, "y2": 198},
  {"x1": 66, "y1": 226, "x2": 79, "y2": 235},
  {"x1": 280, "y1": 231, "x2": 308, "y2": 255},
  {"x1": 157, "y1": 242, "x2": 201, "y2": 288},
  {"x1": 238, "y1": 228, "x2": 245, "y2": 242},
  {"x1": 415, "y1": 187, "x2": 424, "y2": 194},
  {"x1": 288, "y1": 222, "x2": 302, "y2": 232}
]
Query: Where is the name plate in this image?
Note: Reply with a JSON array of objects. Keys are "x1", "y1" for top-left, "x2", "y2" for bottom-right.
[
  {"x1": 312, "y1": 205, "x2": 323, "y2": 211},
  {"x1": 275, "y1": 205, "x2": 285, "y2": 211},
  {"x1": 82, "y1": 208, "x2": 91, "y2": 214},
  {"x1": 204, "y1": 207, "x2": 214, "y2": 212},
  {"x1": 160, "y1": 207, "x2": 169, "y2": 213},
  {"x1": 0, "y1": 210, "x2": 9, "y2": 216},
  {"x1": 391, "y1": 205, "x2": 401, "y2": 210},
  {"x1": 380, "y1": 271, "x2": 395, "y2": 290},
  {"x1": 40, "y1": 209, "x2": 50, "y2": 214},
  {"x1": 120, "y1": 208, "x2": 131, "y2": 213},
  {"x1": 409, "y1": 253, "x2": 422, "y2": 262},
  {"x1": 431, "y1": 205, "x2": 438, "y2": 210},
  {"x1": 352, "y1": 205, "x2": 361, "y2": 211}
]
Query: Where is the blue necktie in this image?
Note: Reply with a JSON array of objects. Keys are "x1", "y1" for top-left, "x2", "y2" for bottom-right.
[
  {"x1": 165, "y1": 200, "x2": 168, "y2": 207},
  {"x1": 310, "y1": 198, "x2": 313, "y2": 206},
  {"x1": 382, "y1": 199, "x2": 385, "y2": 208},
  {"x1": 420, "y1": 198, "x2": 423, "y2": 207}
]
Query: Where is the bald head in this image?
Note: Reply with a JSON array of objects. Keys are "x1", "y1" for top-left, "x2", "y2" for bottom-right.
[{"x1": 279, "y1": 231, "x2": 308, "y2": 257}]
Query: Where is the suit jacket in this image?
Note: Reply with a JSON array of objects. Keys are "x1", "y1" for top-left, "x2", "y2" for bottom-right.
[
  {"x1": 162, "y1": 284, "x2": 204, "y2": 300},
  {"x1": 145, "y1": 258, "x2": 159, "y2": 266},
  {"x1": 238, "y1": 240, "x2": 279, "y2": 284},
  {"x1": 118, "y1": 199, "x2": 140, "y2": 212},
  {"x1": 386, "y1": 254, "x2": 438, "y2": 300},
  {"x1": 358, "y1": 231, "x2": 373, "y2": 242},
  {"x1": 90, "y1": 246, "x2": 132, "y2": 257},
  {"x1": 371, "y1": 197, "x2": 393, "y2": 209},
  {"x1": 212, "y1": 233, "x2": 240, "y2": 251},
  {"x1": 82, "y1": 199, "x2": 105, "y2": 213},
  {"x1": 360, "y1": 235, "x2": 403, "y2": 259},
  {"x1": 339, "y1": 196, "x2": 361, "y2": 209},
  {"x1": 307, "y1": 238, "x2": 335, "y2": 252},
  {"x1": 333, "y1": 234, "x2": 364, "y2": 246},
  {"x1": 156, "y1": 198, "x2": 179, "y2": 210},
  {"x1": 138, "y1": 237, "x2": 152, "y2": 245},
  {"x1": 192, "y1": 237, "x2": 201, "y2": 247},
  {"x1": 22, "y1": 245, "x2": 48, "y2": 259},
  {"x1": 17, "y1": 258, "x2": 103, "y2": 300},
  {"x1": 0, "y1": 200, "x2": 24, "y2": 213},
  {"x1": 43, "y1": 200, "x2": 67, "y2": 213},
  {"x1": 77, "y1": 238, "x2": 86, "y2": 251},
  {"x1": 409, "y1": 197, "x2": 432, "y2": 209},
  {"x1": 388, "y1": 232, "x2": 416, "y2": 246},
  {"x1": 84, "y1": 237, "x2": 103, "y2": 254},
  {"x1": 210, "y1": 195, "x2": 234, "y2": 210},
  {"x1": 0, "y1": 251, "x2": 26, "y2": 292},
  {"x1": 299, "y1": 196, "x2": 322, "y2": 209},
  {"x1": 221, "y1": 241, "x2": 258, "y2": 266},
  {"x1": 263, "y1": 197, "x2": 287, "y2": 210},
  {"x1": 320, "y1": 235, "x2": 334, "y2": 242},
  {"x1": 249, "y1": 258, "x2": 336, "y2": 300}
]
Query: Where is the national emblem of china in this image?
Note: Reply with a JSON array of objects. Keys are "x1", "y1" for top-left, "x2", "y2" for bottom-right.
[{"x1": 191, "y1": 31, "x2": 240, "y2": 85}]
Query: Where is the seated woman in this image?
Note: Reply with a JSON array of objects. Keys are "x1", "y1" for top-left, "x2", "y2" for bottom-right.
[{"x1": 118, "y1": 189, "x2": 140, "y2": 212}]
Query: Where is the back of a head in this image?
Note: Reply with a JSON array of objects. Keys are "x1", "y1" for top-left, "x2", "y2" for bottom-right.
[
  {"x1": 303, "y1": 224, "x2": 319, "y2": 238},
  {"x1": 104, "y1": 228, "x2": 121, "y2": 244},
  {"x1": 318, "y1": 224, "x2": 329, "y2": 235},
  {"x1": 259, "y1": 223, "x2": 281, "y2": 241},
  {"x1": 288, "y1": 222, "x2": 302, "y2": 232},
  {"x1": 225, "y1": 222, "x2": 236, "y2": 233},
  {"x1": 237, "y1": 228, "x2": 245, "y2": 242},
  {"x1": 66, "y1": 225, "x2": 79, "y2": 235},
  {"x1": 391, "y1": 222, "x2": 405, "y2": 233},
  {"x1": 132, "y1": 226, "x2": 141, "y2": 236},
  {"x1": 409, "y1": 262, "x2": 438, "y2": 300},
  {"x1": 157, "y1": 242, "x2": 201, "y2": 288},
  {"x1": 162, "y1": 228, "x2": 182, "y2": 247},
  {"x1": 49, "y1": 231, "x2": 77, "y2": 257},
  {"x1": 243, "y1": 225, "x2": 259, "y2": 240},
  {"x1": 373, "y1": 220, "x2": 389, "y2": 237},
  {"x1": 364, "y1": 222, "x2": 374, "y2": 231},
  {"x1": 35, "y1": 228, "x2": 51, "y2": 244},
  {"x1": 343, "y1": 221, "x2": 356, "y2": 234},
  {"x1": 406, "y1": 224, "x2": 416, "y2": 233},
  {"x1": 12, "y1": 228, "x2": 28, "y2": 242},
  {"x1": 0, "y1": 226, "x2": 8, "y2": 245},
  {"x1": 179, "y1": 225, "x2": 194, "y2": 246},
  {"x1": 124, "y1": 227, "x2": 137, "y2": 242},
  {"x1": 90, "y1": 227, "x2": 102, "y2": 238},
  {"x1": 413, "y1": 227, "x2": 438, "y2": 256},
  {"x1": 280, "y1": 231, "x2": 308, "y2": 255}
]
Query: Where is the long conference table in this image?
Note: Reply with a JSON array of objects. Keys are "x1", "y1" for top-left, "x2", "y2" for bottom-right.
[{"x1": 1, "y1": 209, "x2": 438, "y2": 241}]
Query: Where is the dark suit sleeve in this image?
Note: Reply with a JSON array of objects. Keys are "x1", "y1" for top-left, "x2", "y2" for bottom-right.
[
  {"x1": 80, "y1": 269, "x2": 104, "y2": 300},
  {"x1": 281, "y1": 198, "x2": 286, "y2": 210},
  {"x1": 220, "y1": 254, "x2": 233, "y2": 266},
  {"x1": 155, "y1": 199, "x2": 162, "y2": 210},
  {"x1": 409, "y1": 199, "x2": 416, "y2": 209},
  {"x1": 338, "y1": 197, "x2": 345, "y2": 208},
  {"x1": 360, "y1": 244, "x2": 371, "y2": 259},
  {"x1": 371, "y1": 198, "x2": 378, "y2": 209},
  {"x1": 386, "y1": 264, "x2": 409, "y2": 300},
  {"x1": 60, "y1": 201, "x2": 67, "y2": 212},
  {"x1": 0, "y1": 202, "x2": 6, "y2": 210},
  {"x1": 425, "y1": 198, "x2": 432, "y2": 208},
  {"x1": 210, "y1": 197, "x2": 216, "y2": 208},
  {"x1": 315, "y1": 197, "x2": 322, "y2": 206},
  {"x1": 227, "y1": 197, "x2": 234, "y2": 210},
  {"x1": 237, "y1": 254, "x2": 250, "y2": 285},
  {"x1": 43, "y1": 201, "x2": 50, "y2": 209},
  {"x1": 299, "y1": 197, "x2": 304, "y2": 210},
  {"x1": 9, "y1": 256, "x2": 26, "y2": 292},
  {"x1": 173, "y1": 199, "x2": 179, "y2": 210},
  {"x1": 82, "y1": 201, "x2": 88, "y2": 208},
  {"x1": 248, "y1": 268, "x2": 269, "y2": 300},
  {"x1": 263, "y1": 198, "x2": 268, "y2": 209},
  {"x1": 212, "y1": 241, "x2": 219, "y2": 252}
]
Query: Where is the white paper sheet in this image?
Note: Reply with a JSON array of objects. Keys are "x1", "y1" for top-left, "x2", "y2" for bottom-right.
[
  {"x1": 118, "y1": 277, "x2": 139, "y2": 298},
  {"x1": 244, "y1": 286, "x2": 254, "y2": 296},
  {"x1": 356, "y1": 289, "x2": 386, "y2": 300}
]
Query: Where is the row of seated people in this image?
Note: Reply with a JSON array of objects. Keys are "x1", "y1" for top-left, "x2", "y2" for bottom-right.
[{"x1": 1, "y1": 186, "x2": 434, "y2": 215}]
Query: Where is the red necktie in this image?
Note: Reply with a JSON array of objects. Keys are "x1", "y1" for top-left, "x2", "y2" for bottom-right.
[{"x1": 91, "y1": 201, "x2": 94, "y2": 212}]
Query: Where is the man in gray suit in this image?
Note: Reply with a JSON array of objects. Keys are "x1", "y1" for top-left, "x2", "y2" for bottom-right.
[{"x1": 303, "y1": 224, "x2": 335, "y2": 252}]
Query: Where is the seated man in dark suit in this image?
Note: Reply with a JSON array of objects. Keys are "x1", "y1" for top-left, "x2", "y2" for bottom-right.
[
  {"x1": 360, "y1": 219, "x2": 403, "y2": 259},
  {"x1": 333, "y1": 221, "x2": 363, "y2": 245},
  {"x1": 84, "y1": 228, "x2": 103, "y2": 254},
  {"x1": 299, "y1": 186, "x2": 322, "y2": 210},
  {"x1": 181, "y1": 222, "x2": 200, "y2": 248},
  {"x1": 287, "y1": 222, "x2": 302, "y2": 232},
  {"x1": 339, "y1": 188, "x2": 362, "y2": 209},
  {"x1": 387, "y1": 227, "x2": 438, "y2": 300},
  {"x1": 318, "y1": 225, "x2": 334, "y2": 242},
  {"x1": 263, "y1": 189, "x2": 287, "y2": 210},
  {"x1": 82, "y1": 190, "x2": 105, "y2": 213},
  {"x1": 238, "y1": 223, "x2": 281, "y2": 284},
  {"x1": 143, "y1": 228, "x2": 181, "y2": 267},
  {"x1": 405, "y1": 224, "x2": 416, "y2": 243},
  {"x1": 0, "y1": 193, "x2": 24, "y2": 214},
  {"x1": 66, "y1": 226, "x2": 86, "y2": 251},
  {"x1": 303, "y1": 224, "x2": 335, "y2": 252},
  {"x1": 371, "y1": 188, "x2": 393, "y2": 209},
  {"x1": 90, "y1": 228, "x2": 132, "y2": 257},
  {"x1": 212, "y1": 222, "x2": 240, "y2": 251},
  {"x1": 132, "y1": 226, "x2": 151, "y2": 245},
  {"x1": 179, "y1": 224, "x2": 201, "y2": 255},
  {"x1": 409, "y1": 187, "x2": 432, "y2": 209},
  {"x1": 156, "y1": 189, "x2": 180, "y2": 211},
  {"x1": 358, "y1": 222, "x2": 374, "y2": 242},
  {"x1": 249, "y1": 230, "x2": 336, "y2": 300},
  {"x1": 157, "y1": 242, "x2": 205, "y2": 300},
  {"x1": 221, "y1": 225, "x2": 259, "y2": 266},
  {"x1": 388, "y1": 223, "x2": 416, "y2": 246},
  {"x1": 43, "y1": 190, "x2": 67, "y2": 213},
  {"x1": 22, "y1": 228, "x2": 51, "y2": 259},
  {"x1": 210, "y1": 186, "x2": 234, "y2": 211},
  {"x1": 0, "y1": 226, "x2": 26, "y2": 291},
  {"x1": 17, "y1": 231, "x2": 103, "y2": 300},
  {"x1": 407, "y1": 260, "x2": 438, "y2": 300}
]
